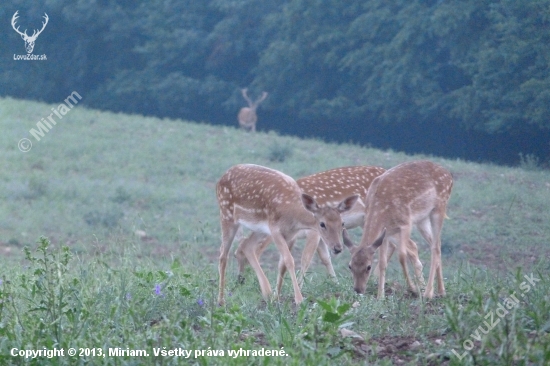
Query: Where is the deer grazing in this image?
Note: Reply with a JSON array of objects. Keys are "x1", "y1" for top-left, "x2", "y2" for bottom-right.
[
  {"x1": 11, "y1": 11, "x2": 49, "y2": 54},
  {"x1": 216, "y1": 164, "x2": 358, "y2": 305},
  {"x1": 234, "y1": 166, "x2": 425, "y2": 295},
  {"x1": 238, "y1": 88, "x2": 268, "y2": 132},
  {"x1": 344, "y1": 160, "x2": 453, "y2": 299}
]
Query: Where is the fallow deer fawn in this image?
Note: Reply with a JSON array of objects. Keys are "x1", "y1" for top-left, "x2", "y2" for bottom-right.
[
  {"x1": 344, "y1": 160, "x2": 453, "y2": 299},
  {"x1": 216, "y1": 164, "x2": 358, "y2": 305}
]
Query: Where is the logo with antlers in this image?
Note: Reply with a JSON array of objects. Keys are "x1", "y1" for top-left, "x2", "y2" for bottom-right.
[{"x1": 11, "y1": 11, "x2": 49, "y2": 54}]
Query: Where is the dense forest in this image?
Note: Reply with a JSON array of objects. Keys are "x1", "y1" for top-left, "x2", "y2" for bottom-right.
[{"x1": 2, "y1": 0, "x2": 550, "y2": 165}]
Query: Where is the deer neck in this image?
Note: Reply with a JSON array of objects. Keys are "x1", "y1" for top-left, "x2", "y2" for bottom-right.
[
  {"x1": 275, "y1": 203, "x2": 317, "y2": 234},
  {"x1": 358, "y1": 213, "x2": 386, "y2": 250}
]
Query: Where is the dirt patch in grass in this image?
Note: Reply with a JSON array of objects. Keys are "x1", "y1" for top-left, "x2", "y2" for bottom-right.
[
  {"x1": 240, "y1": 331, "x2": 268, "y2": 346},
  {"x1": 349, "y1": 334, "x2": 450, "y2": 365},
  {"x1": 0, "y1": 242, "x2": 15, "y2": 256},
  {"x1": 460, "y1": 241, "x2": 550, "y2": 271}
]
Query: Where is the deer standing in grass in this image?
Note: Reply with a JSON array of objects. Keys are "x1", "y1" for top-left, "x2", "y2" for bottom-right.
[
  {"x1": 216, "y1": 164, "x2": 358, "y2": 305},
  {"x1": 344, "y1": 160, "x2": 453, "y2": 299},
  {"x1": 238, "y1": 88, "x2": 268, "y2": 132},
  {"x1": 235, "y1": 166, "x2": 425, "y2": 295}
]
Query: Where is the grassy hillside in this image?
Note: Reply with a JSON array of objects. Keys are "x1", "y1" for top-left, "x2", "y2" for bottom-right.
[{"x1": 1, "y1": 97, "x2": 549, "y2": 365}]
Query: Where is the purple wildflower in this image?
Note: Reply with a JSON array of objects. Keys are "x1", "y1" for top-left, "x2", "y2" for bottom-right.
[
  {"x1": 197, "y1": 298, "x2": 204, "y2": 307},
  {"x1": 125, "y1": 293, "x2": 132, "y2": 300},
  {"x1": 154, "y1": 284, "x2": 164, "y2": 297}
]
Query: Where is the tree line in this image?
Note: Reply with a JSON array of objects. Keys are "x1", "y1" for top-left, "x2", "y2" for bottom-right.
[{"x1": 2, "y1": 0, "x2": 549, "y2": 165}]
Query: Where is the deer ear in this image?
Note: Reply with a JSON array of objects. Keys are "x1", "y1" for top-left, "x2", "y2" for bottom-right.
[
  {"x1": 301, "y1": 193, "x2": 320, "y2": 213},
  {"x1": 363, "y1": 229, "x2": 386, "y2": 257},
  {"x1": 337, "y1": 194, "x2": 359, "y2": 213},
  {"x1": 371, "y1": 228, "x2": 386, "y2": 249}
]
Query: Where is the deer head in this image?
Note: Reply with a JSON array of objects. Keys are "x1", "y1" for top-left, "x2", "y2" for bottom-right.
[
  {"x1": 343, "y1": 228, "x2": 386, "y2": 294},
  {"x1": 12, "y1": 11, "x2": 49, "y2": 54}
]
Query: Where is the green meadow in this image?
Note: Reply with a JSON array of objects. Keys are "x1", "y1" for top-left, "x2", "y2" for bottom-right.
[{"x1": 0, "y1": 97, "x2": 549, "y2": 365}]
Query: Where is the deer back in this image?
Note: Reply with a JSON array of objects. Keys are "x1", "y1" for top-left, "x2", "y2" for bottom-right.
[
  {"x1": 297, "y1": 166, "x2": 386, "y2": 228},
  {"x1": 362, "y1": 160, "x2": 453, "y2": 245},
  {"x1": 216, "y1": 164, "x2": 358, "y2": 253},
  {"x1": 217, "y1": 164, "x2": 312, "y2": 227}
]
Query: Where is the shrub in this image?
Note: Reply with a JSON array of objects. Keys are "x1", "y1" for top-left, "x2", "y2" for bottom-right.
[{"x1": 267, "y1": 141, "x2": 293, "y2": 162}]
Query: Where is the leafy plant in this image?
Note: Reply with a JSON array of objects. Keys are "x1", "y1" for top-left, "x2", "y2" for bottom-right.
[
  {"x1": 83, "y1": 208, "x2": 123, "y2": 228},
  {"x1": 317, "y1": 298, "x2": 352, "y2": 327},
  {"x1": 267, "y1": 141, "x2": 293, "y2": 162},
  {"x1": 518, "y1": 152, "x2": 541, "y2": 171},
  {"x1": 17, "y1": 237, "x2": 84, "y2": 345},
  {"x1": 22, "y1": 176, "x2": 48, "y2": 200},
  {"x1": 111, "y1": 186, "x2": 132, "y2": 204},
  {"x1": 444, "y1": 268, "x2": 550, "y2": 364}
]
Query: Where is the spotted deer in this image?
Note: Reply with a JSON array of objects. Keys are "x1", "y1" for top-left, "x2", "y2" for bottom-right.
[
  {"x1": 344, "y1": 160, "x2": 453, "y2": 299},
  {"x1": 238, "y1": 88, "x2": 268, "y2": 132},
  {"x1": 235, "y1": 166, "x2": 425, "y2": 295},
  {"x1": 216, "y1": 164, "x2": 358, "y2": 305}
]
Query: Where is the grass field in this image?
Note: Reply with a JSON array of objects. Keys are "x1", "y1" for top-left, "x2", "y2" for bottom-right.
[{"x1": 1, "y1": 96, "x2": 549, "y2": 365}]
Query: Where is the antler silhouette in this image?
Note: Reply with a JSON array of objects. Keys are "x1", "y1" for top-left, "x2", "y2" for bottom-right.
[{"x1": 12, "y1": 11, "x2": 49, "y2": 53}]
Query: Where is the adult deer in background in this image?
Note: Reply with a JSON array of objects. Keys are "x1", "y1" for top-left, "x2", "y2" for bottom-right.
[
  {"x1": 345, "y1": 160, "x2": 453, "y2": 299},
  {"x1": 235, "y1": 166, "x2": 425, "y2": 295},
  {"x1": 11, "y1": 11, "x2": 49, "y2": 54},
  {"x1": 238, "y1": 88, "x2": 268, "y2": 132},
  {"x1": 216, "y1": 164, "x2": 358, "y2": 305}
]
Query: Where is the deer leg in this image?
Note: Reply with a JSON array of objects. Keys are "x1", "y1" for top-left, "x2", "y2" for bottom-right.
[
  {"x1": 271, "y1": 228, "x2": 303, "y2": 305},
  {"x1": 396, "y1": 227, "x2": 416, "y2": 294},
  {"x1": 373, "y1": 239, "x2": 397, "y2": 278},
  {"x1": 430, "y1": 210, "x2": 446, "y2": 296},
  {"x1": 218, "y1": 221, "x2": 239, "y2": 305},
  {"x1": 298, "y1": 230, "x2": 328, "y2": 286},
  {"x1": 406, "y1": 239, "x2": 425, "y2": 288},
  {"x1": 275, "y1": 236, "x2": 297, "y2": 296},
  {"x1": 417, "y1": 216, "x2": 442, "y2": 298},
  {"x1": 376, "y1": 237, "x2": 389, "y2": 299},
  {"x1": 240, "y1": 231, "x2": 272, "y2": 300},
  {"x1": 315, "y1": 238, "x2": 337, "y2": 280},
  {"x1": 234, "y1": 232, "x2": 249, "y2": 283},
  {"x1": 235, "y1": 234, "x2": 271, "y2": 284}
]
